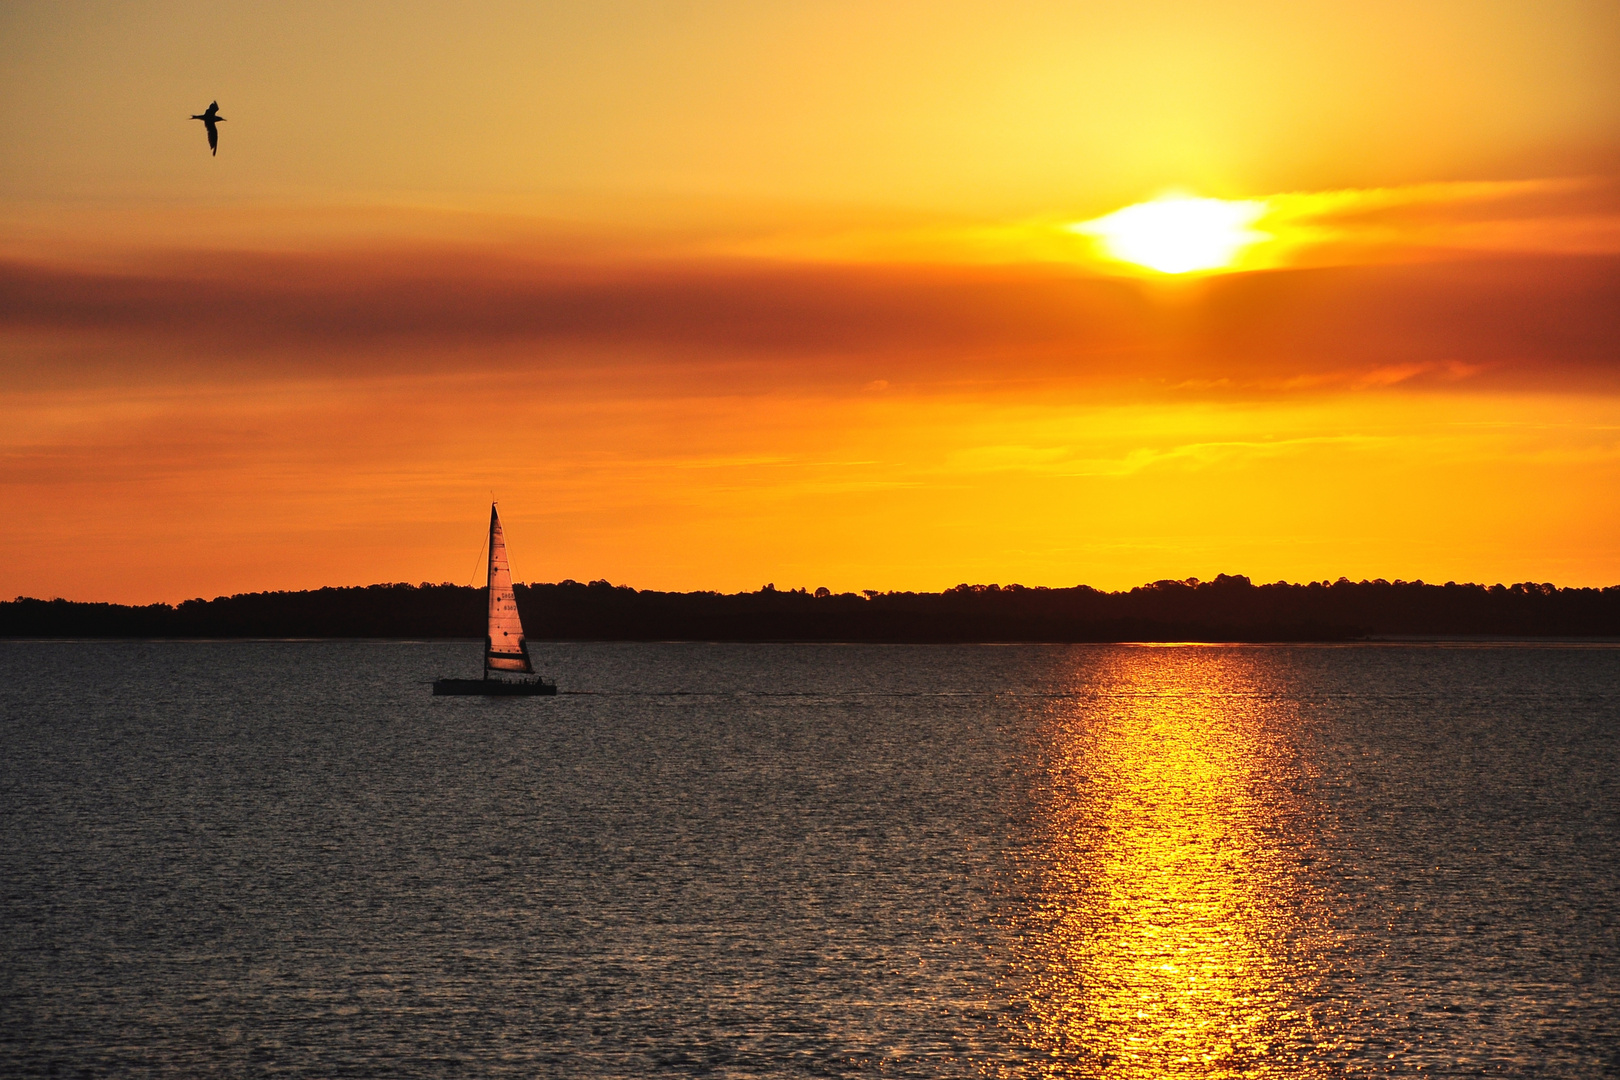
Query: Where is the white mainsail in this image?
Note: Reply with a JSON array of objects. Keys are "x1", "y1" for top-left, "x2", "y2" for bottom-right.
[{"x1": 484, "y1": 505, "x2": 533, "y2": 675}]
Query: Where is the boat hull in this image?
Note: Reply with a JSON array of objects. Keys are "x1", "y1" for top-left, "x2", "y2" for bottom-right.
[{"x1": 433, "y1": 678, "x2": 557, "y2": 696}]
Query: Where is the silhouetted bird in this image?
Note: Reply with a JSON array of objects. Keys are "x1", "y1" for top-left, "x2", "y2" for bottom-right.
[{"x1": 191, "y1": 101, "x2": 225, "y2": 156}]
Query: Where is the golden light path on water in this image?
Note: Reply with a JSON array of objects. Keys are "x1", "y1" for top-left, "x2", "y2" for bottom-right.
[{"x1": 1008, "y1": 647, "x2": 1339, "y2": 1077}]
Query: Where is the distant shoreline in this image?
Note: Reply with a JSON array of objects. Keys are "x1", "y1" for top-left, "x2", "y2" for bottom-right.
[{"x1": 5, "y1": 576, "x2": 1618, "y2": 642}]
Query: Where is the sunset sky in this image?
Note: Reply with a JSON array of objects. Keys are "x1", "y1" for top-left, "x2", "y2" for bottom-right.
[{"x1": 3, "y1": 0, "x2": 1619, "y2": 603}]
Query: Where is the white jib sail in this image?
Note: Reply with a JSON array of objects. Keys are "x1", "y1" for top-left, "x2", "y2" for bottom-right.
[{"x1": 485, "y1": 505, "x2": 533, "y2": 674}]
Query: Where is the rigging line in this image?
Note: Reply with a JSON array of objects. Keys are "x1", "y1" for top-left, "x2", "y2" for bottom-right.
[
  {"x1": 467, "y1": 523, "x2": 489, "y2": 589},
  {"x1": 483, "y1": 490, "x2": 500, "y2": 584}
]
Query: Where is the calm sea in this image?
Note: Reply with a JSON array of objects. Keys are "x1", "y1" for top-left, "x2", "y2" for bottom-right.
[{"x1": 2, "y1": 642, "x2": 1617, "y2": 1077}]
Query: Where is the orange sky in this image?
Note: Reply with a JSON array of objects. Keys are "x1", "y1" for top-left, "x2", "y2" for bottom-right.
[{"x1": 3, "y1": 1, "x2": 1619, "y2": 603}]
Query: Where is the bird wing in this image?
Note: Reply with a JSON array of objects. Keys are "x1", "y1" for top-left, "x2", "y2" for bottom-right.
[{"x1": 205, "y1": 120, "x2": 218, "y2": 154}]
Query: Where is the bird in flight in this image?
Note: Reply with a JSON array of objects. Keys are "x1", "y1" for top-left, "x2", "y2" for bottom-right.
[{"x1": 191, "y1": 101, "x2": 225, "y2": 156}]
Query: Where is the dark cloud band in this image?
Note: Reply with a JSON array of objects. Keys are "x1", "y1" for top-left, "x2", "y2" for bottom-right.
[{"x1": 2, "y1": 248, "x2": 1616, "y2": 395}]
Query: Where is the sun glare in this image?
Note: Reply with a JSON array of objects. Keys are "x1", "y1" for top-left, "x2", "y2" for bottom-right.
[{"x1": 1072, "y1": 195, "x2": 1268, "y2": 274}]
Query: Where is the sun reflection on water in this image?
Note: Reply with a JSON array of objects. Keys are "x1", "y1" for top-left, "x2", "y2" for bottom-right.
[{"x1": 1009, "y1": 648, "x2": 1333, "y2": 1077}]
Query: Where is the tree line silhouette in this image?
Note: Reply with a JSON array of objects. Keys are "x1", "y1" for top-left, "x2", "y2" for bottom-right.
[{"x1": 4, "y1": 575, "x2": 1618, "y2": 640}]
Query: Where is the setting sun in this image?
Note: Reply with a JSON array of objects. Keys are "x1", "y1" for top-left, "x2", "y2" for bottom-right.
[{"x1": 1073, "y1": 195, "x2": 1269, "y2": 274}]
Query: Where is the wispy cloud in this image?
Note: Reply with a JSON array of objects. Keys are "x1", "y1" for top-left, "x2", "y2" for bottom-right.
[{"x1": 702, "y1": 177, "x2": 1620, "y2": 271}]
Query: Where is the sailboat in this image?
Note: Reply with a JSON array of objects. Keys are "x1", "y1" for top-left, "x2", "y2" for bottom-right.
[{"x1": 433, "y1": 504, "x2": 557, "y2": 696}]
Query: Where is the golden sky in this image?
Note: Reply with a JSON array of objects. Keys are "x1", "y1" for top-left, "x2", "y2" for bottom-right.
[{"x1": 3, "y1": 1, "x2": 1619, "y2": 602}]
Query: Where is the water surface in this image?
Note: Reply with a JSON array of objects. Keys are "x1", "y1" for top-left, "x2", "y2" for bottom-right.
[{"x1": 2, "y1": 642, "x2": 1616, "y2": 1076}]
